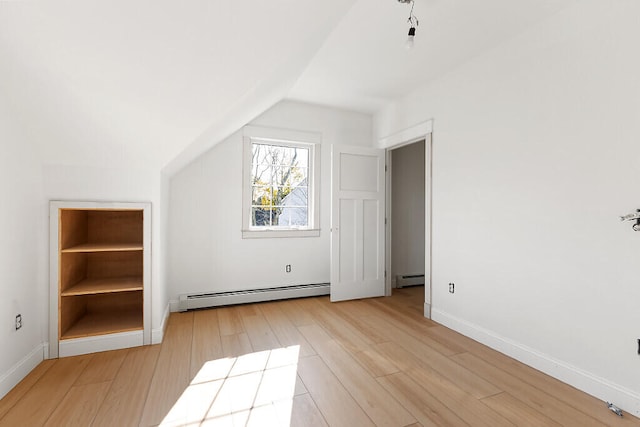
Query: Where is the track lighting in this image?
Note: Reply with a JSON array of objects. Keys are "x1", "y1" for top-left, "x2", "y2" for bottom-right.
[
  {"x1": 399, "y1": 0, "x2": 419, "y2": 49},
  {"x1": 406, "y1": 26, "x2": 416, "y2": 49}
]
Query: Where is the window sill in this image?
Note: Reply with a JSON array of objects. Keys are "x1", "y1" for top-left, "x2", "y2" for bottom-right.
[{"x1": 242, "y1": 228, "x2": 321, "y2": 239}]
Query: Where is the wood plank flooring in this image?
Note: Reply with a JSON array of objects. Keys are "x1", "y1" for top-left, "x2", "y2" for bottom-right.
[{"x1": 0, "y1": 286, "x2": 638, "y2": 426}]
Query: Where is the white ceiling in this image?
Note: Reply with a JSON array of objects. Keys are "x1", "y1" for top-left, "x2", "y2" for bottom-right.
[
  {"x1": 0, "y1": 0, "x2": 574, "y2": 173},
  {"x1": 288, "y1": 0, "x2": 575, "y2": 113}
]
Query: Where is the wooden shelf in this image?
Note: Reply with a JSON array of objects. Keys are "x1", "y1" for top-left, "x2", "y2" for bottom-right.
[
  {"x1": 61, "y1": 309, "x2": 143, "y2": 340},
  {"x1": 61, "y1": 277, "x2": 143, "y2": 296},
  {"x1": 61, "y1": 243, "x2": 143, "y2": 253},
  {"x1": 52, "y1": 203, "x2": 149, "y2": 357}
]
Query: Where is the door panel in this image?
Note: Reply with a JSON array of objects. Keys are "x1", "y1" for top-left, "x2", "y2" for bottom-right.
[
  {"x1": 338, "y1": 199, "x2": 357, "y2": 282},
  {"x1": 340, "y1": 153, "x2": 380, "y2": 192},
  {"x1": 363, "y1": 199, "x2": 380, "y2": 281}
]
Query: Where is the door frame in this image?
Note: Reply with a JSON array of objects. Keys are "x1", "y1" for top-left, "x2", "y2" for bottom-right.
[{"x1": 379, "y1": 120, "x2": 433, "y2": 318}]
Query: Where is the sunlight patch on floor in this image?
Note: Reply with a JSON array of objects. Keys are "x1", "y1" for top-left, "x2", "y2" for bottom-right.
[{"x1": 159, "y1": 346, "x2": 300, "y2": 427}]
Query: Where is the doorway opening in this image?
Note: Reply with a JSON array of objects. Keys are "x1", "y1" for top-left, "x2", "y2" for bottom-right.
[{"x1": 385, "y1": 134, "x2": 432, "y2": 318}]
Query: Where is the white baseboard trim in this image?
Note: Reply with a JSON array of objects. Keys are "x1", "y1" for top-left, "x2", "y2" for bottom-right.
[
  {"x1": 0, "y1": 344, "x2": 45, "y2": 400},
  {"x1": 432, "y1": 308, "x2": 640, "y2": 418},
  {"x1": 424, "y1": 302, "x2": 431, "y2": 319},
  {"x1": 169, "y1": 299, "x2": 180, "y2": 313},
  {"x1": 152, "y1": 303, "x2": 171, "y2": 344},
  {"x1": 59, "y1": 331, "x2": 143, "y2": 358}
]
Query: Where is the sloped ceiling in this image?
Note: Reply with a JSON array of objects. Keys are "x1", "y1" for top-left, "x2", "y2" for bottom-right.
[
  {"x1": 0, "y1": 0, "x2": 359, "y2": 171},
  {"x1": 0, "y1": 0, "x2": 574, "y2": 175}
]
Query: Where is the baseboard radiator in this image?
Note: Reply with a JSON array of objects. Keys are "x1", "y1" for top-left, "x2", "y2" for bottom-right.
[
  {"x1": 396, "y1": 273, "x2": 424, "y2": 288},
  {"x1": 178, "y1": 283, "x2": 330, "y2": 312}
]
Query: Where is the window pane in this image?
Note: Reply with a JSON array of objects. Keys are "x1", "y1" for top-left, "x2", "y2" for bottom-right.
[
  {"x1": 251, "y1": 163, "x2": 272, "y2": 186},
  {"x1": 252, "y1": 186, "x2": 273, "y2": 207},
  {"x1": 253, "y1": 144, "x2": 308, "y2": 166},
  {"x1": 252, "y1": 144, "x2": 276, "y2": 168},
  {"x1": 275, "y1": 207, "x2": 308, "y2": 227},
  {"x1": 274, "y1": 147, "x2": 309, "y2": 168},
  {"x1": 272, "y1": 166, "x2": 308, "y2": 188},
  {"x1": 274, "y1": 145, "x2": 307, "y2": 167},
  {"x1": 275, "y1": 184, "x2": 308, "y2": 208},
  {"x1": 291, "y1": 147, "x2": 309, "y2": 168},
  {"x1": 252, "y1": 207, "x2": 273, "y2": 227},
  {"x1": 254, "y1": 144, "x2": 307, "y2": 163},
  {"x1": 274, "y1": 145, "x2": 297, "y2": 166}
]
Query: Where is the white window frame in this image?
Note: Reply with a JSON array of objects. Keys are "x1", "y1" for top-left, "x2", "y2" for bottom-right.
[{"x1": 242, "y1": 125, "x2": 321, "y2": 238}]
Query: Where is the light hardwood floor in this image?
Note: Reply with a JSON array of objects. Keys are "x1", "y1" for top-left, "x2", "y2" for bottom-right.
[{"x1": 0, "y1": 286, "x2": 638, "y2": 426}]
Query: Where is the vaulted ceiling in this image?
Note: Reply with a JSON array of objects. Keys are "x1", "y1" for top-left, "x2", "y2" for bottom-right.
[{"x1": 0, "y1": 0, "x2": 574, "y2": 174}]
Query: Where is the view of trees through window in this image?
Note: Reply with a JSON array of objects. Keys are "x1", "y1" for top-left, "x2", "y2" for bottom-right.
[{"x1": 251, "y1": 141, "x2": 309, "y2": 227}]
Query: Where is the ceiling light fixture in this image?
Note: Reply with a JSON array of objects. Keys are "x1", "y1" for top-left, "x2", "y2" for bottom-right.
[{"x1": 398, "y1": 0, "x2": 419, "y2": 49}]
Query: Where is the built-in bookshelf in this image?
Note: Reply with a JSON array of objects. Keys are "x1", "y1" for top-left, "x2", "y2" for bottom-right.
[{"x1": 50, "y1": 202, "x2": 151, "y2": 358}]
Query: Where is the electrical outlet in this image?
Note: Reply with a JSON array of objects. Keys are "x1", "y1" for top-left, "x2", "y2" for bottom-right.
[
  {"x1": 285, "y1": 264, "x2": 292, "y2": 273},
  {"x1": 15, "y1": 314, "x2": 22, "y2": 331},
  {"x1": 449, "y1": 283, "x2": 455, "y2": 293}
]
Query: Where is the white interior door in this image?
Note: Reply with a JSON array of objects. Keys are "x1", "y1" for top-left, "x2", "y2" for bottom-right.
[{"x1": 331, "y1": 145, "x2": 385, "y2": 301}]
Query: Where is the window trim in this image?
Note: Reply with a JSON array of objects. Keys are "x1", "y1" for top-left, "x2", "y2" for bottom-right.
[{"x1": 242, "y1": 125, "x2": 321, "y2": 239}]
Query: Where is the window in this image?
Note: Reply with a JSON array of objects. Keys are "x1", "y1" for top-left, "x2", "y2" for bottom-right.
[
  {"x1": 242, "y1": 126, "x2": 320, "y2": 238},
  {"x1": 250, "y1": 142, "x2": 309, "y2": 227}
]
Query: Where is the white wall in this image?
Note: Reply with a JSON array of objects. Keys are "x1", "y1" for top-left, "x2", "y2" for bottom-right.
[
  {"x1": 168, "y1": 100, "x2": 372, "y2": 302},
  {"x1": 0, "y1": 108, "x2": 169, "y2": 399},
  {"x1": 391, "y1": 141, "x2": 425, "y2": 284},
  {"x1": 0, "y1": 25, "x2": 169, "y2": 397},
  {"x1": 0, "y1": 100, "x2": 46, "y2": 398},
  {"x1": 375, "y1": 1, "x2": 640, "y2": 415}
]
